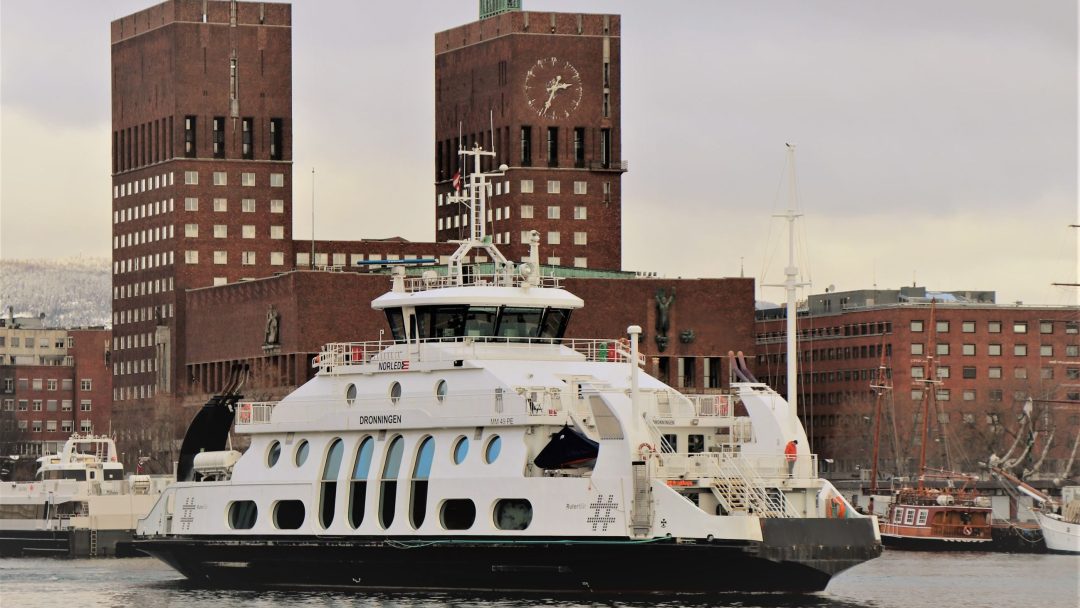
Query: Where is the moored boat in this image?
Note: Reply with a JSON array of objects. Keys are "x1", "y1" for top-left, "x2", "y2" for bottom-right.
[
  {"x1": 0, "y1": 434, "x2": 169, "y2": 557},
  {"x1": 133, "y1": 146, "x2": 881, "y2": 594}
]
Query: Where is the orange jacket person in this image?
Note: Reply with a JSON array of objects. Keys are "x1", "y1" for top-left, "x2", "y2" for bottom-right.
[{"x1": 785, "y1": 439, "x2": 798, "y2": 477}]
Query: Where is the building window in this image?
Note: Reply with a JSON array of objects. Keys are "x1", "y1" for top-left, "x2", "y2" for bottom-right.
[
  {"x1": 242, "y1": 199, "x2": 256, "y2": 212},
  {"x1": 184, "y1": 116, "x2": 196, "y2": 157},
  {"x1": 937, "y1": 366, "x2": 950, "y2": 379},
  {"x1": 573, "y1": 127, "x2": 585, "y2": 167},
  {"x1": 214, "y1": 225, "x2": 227, "y2": 238},
  {"x1": 547, "y1": 256, "x2": 560, "y2": 266},
  {"x1": 32, "y1": 400, "x2": 42, "y2": 411},
  {"x1": 1039, "y1": 321, "x2": 1053, "y2": 334},
  {"x1": 547, "y1": 231, "x2": 561, "y2": 245},
  {"x1": 241, "y1": 117, "x2": 254, "y2": 159},
  {"x1": 911, "y1": 320, "x2": 924, "y2": 332},
  {"x1": 213, "y1": 277, "x2": 227, "y2": 286},
  {"x1": 80, "y1": 379, "x2": 92, "y2": 391},
  {"x1": 80, "y1": 399, "x2": 92, "y2": 411},
  {"x1": 520, "y1": 205, "x2": 534, "y2": 219},
  {"x1": 211, "y1": 198, "x2": 227, "y2": 212},
  {"x1": 80, "y1": 420, "x2": 92, "y2": 432},
  {"x1": 936, "y1": 343, "x2": 950, "y2": 356},
  {"x1": 911, "y1": 366, "x2": 925, "y2": 378},
  {"x1": 1014, "y1": 344, "x2": 1027, "y2": 356},
  {"x1": 184, "y1": 223, "x2": 199, "y2": 237},
  {"x1": 1068, "y1": 345, "x2": 1079, "y2": 357},
  {"x1": 214, "y1": 251, "x2": 227, "y2": 264},
  {"x1": 600, "y1": 127, "x2": 611, "y2": 167},
  {"x1": 962, "y1": 343, "x2": 975, "y2": 356},
  {"x1": 962, "y1": 366, "x2": 976, "y2": 379},
  {"x1": 270, "y1": 226, "x2": 284, "y2": 239},
  {"x1": 271, "y1": 252, "x2": 284, "y2": 266},
  {"x1": 212, "y1": 117, "x2": 225, "y2": 158},
  {"x1": 1014, "y1": 367, "x2": 1027, "y2": 379},
  {"x1": 1066, "y1": 322, "x2": 1079, "y2": 335},
  {"x1": 184, "y1": 170, "x2": 198, "y2": 185},
  {"x1": 546, "y1": 127, "x2": 558, "y2": 167},
  {"x1": 911, "y1": 343, "x2": 924, "y2": 355},
  {"x1": 936, "y1": 321, "x2": 949, "y2": 333},
  {"x1": 547, "y1": 206, "x2": 560, "y2": 219},
  {"x1": 271, "y1": 173, "x2": 284, "y2": 187},
  {"x1": 242, "y1": 173, "x2": 256, "y2": 187},
  {"x1": 185, "y1": 197, "x2": 198, "y2": 212},
  {"x1": 574, "y1": 231, "x2": 587, "y2": 245},
  {"x1": 242, "y1": 225, "x2": 255, "y2": 239},
  {"x1": 936, "y1": 389, "x2": 950, "y2": 402},
  {"x1": 213, "y1": 171, "x2": 227, "y2": 186},
  {"x1": 1041, "y1": 367, "x2": 1054, "y2": 380},
  {"x1": 17, "y1": 400, "x2": 27, "y2": 411},
  {"x1": 546, "y1": 180, "x2": 560, "y2": 194},
  {"x1": 988, "y1": 321, "x2": 1002, "y2": 333},
  {"x1": 297, "y1": 252, "x2": 310, "y2": 266},
  {"x1": 520, "y1": 126, "x2": 532, "y2": 166},
  {"x1": 1066, "y1": 367, "x2": 1080, "y2": 380},
  {"x1": 520, "y1": 180, "x2": 534, "y2": 194},
  {"x1": 270, "y1": 118, "x2": 284, "y2": 160},
  {"x1": 988, "y1": 366, "x2": 1002, "y2": 379},
  {"x1": 574, "y1": 205, "x2": 587, "y2": 220},
  {"x1": 242, "y1": 251, "x2": 256, "y2": 266},
  {"x1": 1040, "y1": 345, "x2": 1053, "y2": 356},
  {"x1": 61, "y1": 400, "x2": 71, "y2": 411},
  {"x1": 185, "y1": 250, "x2": 199, "y2": 264},
  {"x1": 962, "y1": 321, "x2": 975, "y2": 333},
  {"x1": 32, "y1": 420, "x2": 42, "y2": 433},
  {"x1": 270, "y1": 199, "x2": 284, "y2": 213},
  {"x1": 62, "y1": 420, "x2": 73, "y2": 433},
  {"x1": 573, "y1": 257, "x2": 587, "y2": 268},
  {"x1": 1013, "y1": 321, "x2": 1028, "y2": 334},
  {"x1": 988, "y1": 344, "x2": 1002, "y2": 356}
]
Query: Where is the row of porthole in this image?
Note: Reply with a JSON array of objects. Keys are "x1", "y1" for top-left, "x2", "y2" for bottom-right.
[
  {"x1": 227, "y1": 497, "x2": 533, "y2": 532},
  {"x1": 266, "y1": 434, "x2": 502, "y2": 469},
  {"x1": 343, "y1": 380, "x2": 449, "y2": 406}
]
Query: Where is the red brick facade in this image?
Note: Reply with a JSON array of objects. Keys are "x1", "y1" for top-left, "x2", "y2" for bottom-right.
[
  {"x1": 434, "y1": 11, "x2": 624, "y2": 269},
  {"x1": 756, "y1": 304, "x2": 1080, "y2": 478}
]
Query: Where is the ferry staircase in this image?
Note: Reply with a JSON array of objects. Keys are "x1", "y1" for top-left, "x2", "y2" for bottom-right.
[{"x1": 708, "y1": 456, "x2": 798, "y2": 518}]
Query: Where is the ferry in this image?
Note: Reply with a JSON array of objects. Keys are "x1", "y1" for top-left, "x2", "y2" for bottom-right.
[
  {"x1": 134, "y1": 147, "x2": 881, "y2": 594},
  {"x1": 0, "y1": 434, "x2": 168, "y2": 557}
]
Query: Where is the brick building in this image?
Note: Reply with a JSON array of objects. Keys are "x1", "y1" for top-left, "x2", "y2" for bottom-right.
[
  {"x1": 755, "y1": 286, "x2": 1080, "y2": 480},
  {"x1": 179, "y1": 268, "x2": 756, "y2": 408},
  {"x1": 0, "y1": 315, "x2": 112, "y2": 457},
  {"x1": 433, "y1": 8, "x2": 625, "y2": 270}
]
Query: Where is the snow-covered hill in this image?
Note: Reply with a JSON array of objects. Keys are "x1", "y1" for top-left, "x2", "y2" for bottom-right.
[{"x1": 0, "y1": 258, "x2": 111, "y2": 328}]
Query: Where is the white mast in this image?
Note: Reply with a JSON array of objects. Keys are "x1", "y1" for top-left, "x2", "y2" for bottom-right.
[
  {"x1": 766, "y1": 144, "x2": 809, "y2": 423},
  {"x1": 444, "y1": 143, "x2": 509, "y2": 285}
]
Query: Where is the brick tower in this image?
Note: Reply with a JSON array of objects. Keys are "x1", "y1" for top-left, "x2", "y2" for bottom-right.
[
  {"x1": 434, "y1": 5, "x2": 625, "y2": 270},
  {"x1": 109, "y1": 0, "x2": 292, "y2": 457}
]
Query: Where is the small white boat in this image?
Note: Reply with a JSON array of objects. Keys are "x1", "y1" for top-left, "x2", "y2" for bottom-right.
[
  {"x1": 1036, "y1": 486, "x2": 1080, "y2": 554},
  {"x1": 0, "y1": 434, "x2": 169, "y2": 557}
]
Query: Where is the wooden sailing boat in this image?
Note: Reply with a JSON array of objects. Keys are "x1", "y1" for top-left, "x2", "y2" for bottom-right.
[{"x1": 876, "y1": 301, "x2": 995, "y2": 549}]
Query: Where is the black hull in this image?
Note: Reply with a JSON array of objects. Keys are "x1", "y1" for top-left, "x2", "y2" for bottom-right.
[
  {"x1": 0, "y1": 528, "x2": 144, "y2": 558},
  {"x1": 0, "y1": 529, "x2": 70, "y2": 557},
  {"x1": 136, "y1": 519, "x2": 881, "y2": 594}
]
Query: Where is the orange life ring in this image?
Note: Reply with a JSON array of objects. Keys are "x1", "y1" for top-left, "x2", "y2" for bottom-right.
[
  {"x1": 638, "y1": 442, "x2": 656, "y2": 457},
  {"x1": 830, "y1": 495, "x2": 846, "y2": 519},
  {"x1": 962, "y1": 526, "x2": 973, "y2": 536}
]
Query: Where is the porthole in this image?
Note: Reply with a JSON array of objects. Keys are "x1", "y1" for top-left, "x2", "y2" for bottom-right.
[
  {"x1": 435, "y1": 379, "x2": 448, "y2": 403},
  {"x1": 228, "y1": 500, "x2": 258, "y2": 529},
  {"x1": 440, "y1": 499, "x2": 476, "y2": 530},
  {"x1": 294, "y1": 440, "x2": 310, "y2": 467},
  {"x1": 345, "y1": 383, "x2": 357, "y2": 405},
  {"x1": 389, "y1": 382, "x2": 402, "y2": 405},
  {"x1": 267, "y1": 441, "x2": 281, "y2": 468},
  {"x1": 484, "y1": 435, "x2": 502, "y2": 464},
  {"x1": 273, "y1": 500, "x2": 305, "y2": 530},
  {"x1": 494, "y1": 499, "x2": 532, "y2": 530},
  {"x1": 452, "y1": 436, "x2": 469, "y2": 465}
]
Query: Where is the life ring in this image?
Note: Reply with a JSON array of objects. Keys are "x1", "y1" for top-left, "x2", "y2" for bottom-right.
[
  {"x1": 829, "y1": 495, "x2": 846, "y2": 519},
  {"x1": 638, "y1": 443, "x2": 656, "y2": 458},
  {"x1": 962, "y1": 526, "x2": 973, "y2": 536}
]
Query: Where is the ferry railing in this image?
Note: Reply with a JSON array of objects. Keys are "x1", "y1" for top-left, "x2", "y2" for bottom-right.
[
  {"x1": 400, "y1": 272, "x2": 564, "y2": 292},
  {"x1": 235, "y1": 402, "x2": 278, "y2": 426},
  {"x1": 312, "y1": 337, "x2": 646, "y2": 372},
  {"x1": 643, "y1": 452, "x2": 799, "y2": 518}
]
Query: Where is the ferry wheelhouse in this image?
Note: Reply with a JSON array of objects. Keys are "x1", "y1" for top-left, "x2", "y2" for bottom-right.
[{"x1": 134, "y1": 147, "x2": 881, "y2": 594}]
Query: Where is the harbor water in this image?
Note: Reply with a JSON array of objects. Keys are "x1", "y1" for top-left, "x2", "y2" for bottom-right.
[{"x1": 0, "y1": 552, "x2": 1076, "y2": 608}]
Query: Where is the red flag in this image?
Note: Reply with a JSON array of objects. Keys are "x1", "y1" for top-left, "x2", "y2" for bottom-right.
[{"x1": 452, "y1": 170, "x2": 462, "y2": 192}]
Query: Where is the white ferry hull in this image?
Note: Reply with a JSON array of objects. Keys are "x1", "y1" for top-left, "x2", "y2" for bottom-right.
[{"x1": 136, "y1": 518, "x2": 879, "y2": 594}]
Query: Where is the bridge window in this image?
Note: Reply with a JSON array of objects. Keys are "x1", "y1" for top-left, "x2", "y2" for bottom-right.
[
  {"x1": 484, "y1": 435, "x2": 502, "y2": 464},
  {"x1": 267, "y1": 441, "x2": 281, "y2": 468},
  {"x1": 294, "y1": 440, "x2": 309, "y2": 467},
  {"x1": 384, "y1": 308, "x2": 406, "y2": 342},
  {"x1": 465, "y1": 307, "x2": 498, "y2": 337},
  {"x1": 494, "y1": 499, "x2": 532, "y2": 530},
  {"x1": 452, "y1": 436, "x2": 469, "y2": 464}
]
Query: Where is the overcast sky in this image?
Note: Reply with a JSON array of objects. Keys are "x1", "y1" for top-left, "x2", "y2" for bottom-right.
[{"x1": 1, "y1": 0, "x2": 1077, "y2": 306}]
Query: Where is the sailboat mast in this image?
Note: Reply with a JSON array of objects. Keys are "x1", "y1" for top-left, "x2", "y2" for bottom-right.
[
  {"x1": 782, "y1": 144, "x2": 803, "y2": 421},
  {"x1": 917, "y1": 300, "x2": 938, "y2": 492},
  {"x1": 869, "y1": 337, "x2": 891, "y2": 493}
]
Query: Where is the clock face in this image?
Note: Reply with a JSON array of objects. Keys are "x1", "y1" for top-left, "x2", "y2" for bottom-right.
[{"x1": 524, "y1": 57, "x2": 583, "y2": 120}]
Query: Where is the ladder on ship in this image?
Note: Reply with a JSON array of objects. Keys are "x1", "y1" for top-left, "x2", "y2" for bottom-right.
[
  {"x1": 709, "y1": 456, "x2": 797, "y2": 518},
  {"x1": 631, "y1": 461, "x2": 652, "y2": 537}
]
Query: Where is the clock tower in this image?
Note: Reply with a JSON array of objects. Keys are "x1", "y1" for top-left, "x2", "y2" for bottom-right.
[{"x1": 434, "y1": 8, "x2": 624, "y2": 270}]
